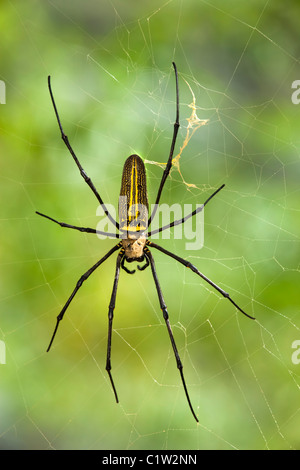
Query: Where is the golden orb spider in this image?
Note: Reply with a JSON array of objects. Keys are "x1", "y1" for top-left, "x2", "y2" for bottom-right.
[{"x1": 36, "y1": 63, "x2": 254, "y2": 423}]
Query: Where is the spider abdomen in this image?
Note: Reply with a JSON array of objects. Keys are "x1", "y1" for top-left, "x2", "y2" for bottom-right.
[{"x1": 119, "y1": 154, "x2": 149, "y2": 236}]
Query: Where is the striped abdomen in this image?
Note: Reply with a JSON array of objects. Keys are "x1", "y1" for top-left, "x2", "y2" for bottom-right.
[{"x1": 119, "y1": 154, "x2": 149, "y2": 236}]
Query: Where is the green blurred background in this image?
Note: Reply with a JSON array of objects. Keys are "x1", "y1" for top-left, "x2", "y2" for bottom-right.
[{"x1": 1, "y1": 0, "x2": 299, "y2": 450}]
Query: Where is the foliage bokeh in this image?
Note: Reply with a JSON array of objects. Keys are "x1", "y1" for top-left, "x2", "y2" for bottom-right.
[{"x1": 0, "y1": 0, "x2": 299, "y2": 450}]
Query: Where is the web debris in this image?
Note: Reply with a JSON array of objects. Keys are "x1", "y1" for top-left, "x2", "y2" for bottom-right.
[{"x1": 145, "y1": 78, "x2": 208, "y2": 190}]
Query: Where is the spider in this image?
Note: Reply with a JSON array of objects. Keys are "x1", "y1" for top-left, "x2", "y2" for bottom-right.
[{"x1": 36, "y1": 63, "x2": 255, "y2": 423}]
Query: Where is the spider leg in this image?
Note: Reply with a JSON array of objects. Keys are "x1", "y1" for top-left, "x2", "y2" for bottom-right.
[
  {"x1": 36, "y1": 211, "x2": 120, "y2": 239},
  {"x1": 48, "y1": 76, "x2": 119, "y2": 230},
  {"x1": 145, "y1": 247, "x2": 199, "y2": 423},
  {"x1": 148, "y1": 184, "x2": 225, "y2": 237},
  {"x1": 46, "y1": 243, "x2": 121, "y2": 352},
  {"x1": 148, "y1": 241, "x2": 255, "y2": 320},
  {"x1": 148, "y1": 62, "x2": 180, "y2": 227},
  {"x1": 121, "y1": 256, "x2": 136, "y2": 274},
  {"x1": 106, "y1": 250, "x2": 123, "y2": 403},
  {"x1": 137, "y1": 254, "x2": 150, "y2": 271}
]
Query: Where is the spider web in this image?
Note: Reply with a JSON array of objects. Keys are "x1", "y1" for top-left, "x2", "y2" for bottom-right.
[{"x1": 1, "y1": 0, "x2": 300, "y2": 450}]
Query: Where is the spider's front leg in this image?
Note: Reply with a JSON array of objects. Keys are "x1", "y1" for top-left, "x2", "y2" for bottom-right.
[{"x1": 47, "y1": 75, "x2": 118, "y2": 230}]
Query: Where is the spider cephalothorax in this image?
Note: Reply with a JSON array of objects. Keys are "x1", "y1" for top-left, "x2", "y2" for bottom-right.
[{"x1": 122, "y1": 237, "x2": 147, "y2": 260}]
